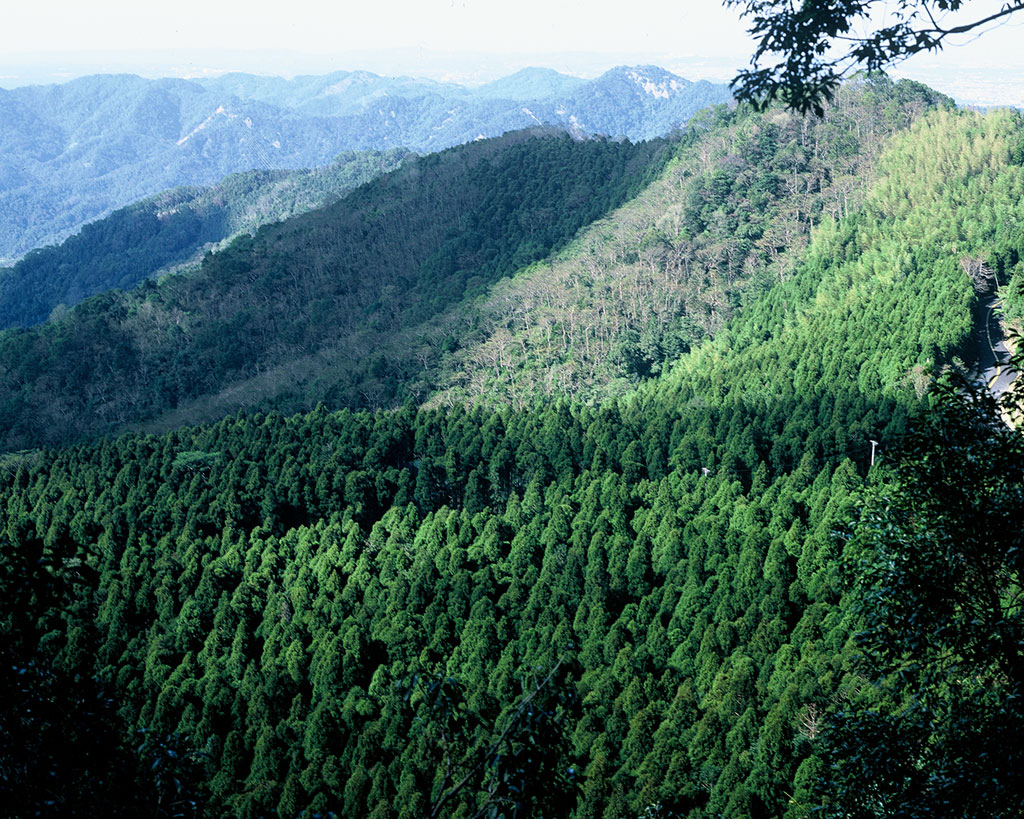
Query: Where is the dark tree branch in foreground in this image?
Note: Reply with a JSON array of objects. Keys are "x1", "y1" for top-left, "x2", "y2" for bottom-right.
[
  {"x1": 402, "y1": 656, "x2": 580, "y2": 819},
  {"x1": 818, "y1": 351, "x2": 1024, "y2": 816},
  {"x1": 726, "y1": 0, "x2": 1024, "y2": 113}
]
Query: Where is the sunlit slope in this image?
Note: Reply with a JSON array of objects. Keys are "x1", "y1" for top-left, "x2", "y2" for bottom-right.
[
  {"x1": 429, "y1": 78, "x2": 954, "y2": 407},
  {"x1": 656, "y1": 106, "x2": 1024, "y2": 411}
]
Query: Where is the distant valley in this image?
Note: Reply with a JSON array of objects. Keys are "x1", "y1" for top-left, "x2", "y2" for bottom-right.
[{"x1": 0, "y1": 65, "x2": 730, "y2": 261}]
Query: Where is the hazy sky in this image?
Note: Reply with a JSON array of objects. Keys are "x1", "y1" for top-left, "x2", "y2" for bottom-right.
[
  {"x1": 4, "y1": 1, "x2": 754, "y2": 59},
  {"x1": 2, "y1": 0, "x2": 1023, "y2": 103}
]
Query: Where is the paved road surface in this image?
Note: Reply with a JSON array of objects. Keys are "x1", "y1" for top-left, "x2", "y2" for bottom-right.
[{"x1": 970, "y1": 295, "x2": 1017, "y2": 400}]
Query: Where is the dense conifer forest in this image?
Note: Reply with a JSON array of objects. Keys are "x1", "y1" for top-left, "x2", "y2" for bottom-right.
[{"x1": 2, "y1": 75, "x2": 1023, "y2": 818}]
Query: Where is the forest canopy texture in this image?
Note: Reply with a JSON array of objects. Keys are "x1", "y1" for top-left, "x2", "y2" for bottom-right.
[{"x1": 2, "y1": 77, "x2": 1024, "y2": 818}]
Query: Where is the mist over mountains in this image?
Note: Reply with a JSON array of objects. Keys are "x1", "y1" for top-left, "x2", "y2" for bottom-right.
[{"x1": 0, "y1": 65, "x2": 730, "y2": 261}]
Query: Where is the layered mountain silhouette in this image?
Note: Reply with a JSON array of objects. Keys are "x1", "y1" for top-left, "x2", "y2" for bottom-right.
[{"x1": 0, "y1": 66, "x2": 730, "y2": 261}]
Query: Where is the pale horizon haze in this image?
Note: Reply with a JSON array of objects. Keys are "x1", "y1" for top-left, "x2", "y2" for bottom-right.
[{"x1": 2, "y1": 0, "x2": 1023, "y2": 106}]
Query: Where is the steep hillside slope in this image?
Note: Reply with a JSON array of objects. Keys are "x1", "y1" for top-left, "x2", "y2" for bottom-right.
[
  {"x1": 0, "y1": 148, "x2": 410, "y2": 329},
  {"x1": 4, "y1": 89, "x2": 1023, "y2": 819},
  {"x1": 0, "y1": 80, "x2": 962, "y2": 450},
  {"x1": 0, "y1": 131, "x2": 671, "y2": 449},
  {"x1": 432, "y1": 77, "x2": 952, "y2": 405}
]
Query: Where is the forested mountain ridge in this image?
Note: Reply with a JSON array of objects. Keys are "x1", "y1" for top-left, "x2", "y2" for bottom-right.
[
  {"x1": 0, "y1": 130, "x2": 673, "y2": 450},
  {"x1": 0, "y1": 66, "x2": 730, "y2": 262},
  {"x1": 0, "y1": 74, "x2": 355, "y2": 261},
  {"x1": 0, "y1": 147, "x2": 411, "y2": 329},
  {"x1": 0, "y1": 79, "x2": 949, "y2": 452},
  {"x1": 193, "y1": 65, "x2": 727, "y2": 143},
  {"x1": 5, "y1": 76, "x2": 1024, "y2": 818},
  {"x1": 431, "y1": 77, "x2": 953, "y2": 406}
]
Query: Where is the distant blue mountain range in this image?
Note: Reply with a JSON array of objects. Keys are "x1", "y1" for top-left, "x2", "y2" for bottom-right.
[{"x1": 0, "y1": 65, "x2": 731, "y2": 261}]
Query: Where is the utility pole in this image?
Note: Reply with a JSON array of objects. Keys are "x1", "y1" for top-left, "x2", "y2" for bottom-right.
[
  {"x1": 701, "y1": 467, "x2": 711, "y2": 477},
  {"x1": 869, "y1": 439, "x2": 879, "y2": 468}
]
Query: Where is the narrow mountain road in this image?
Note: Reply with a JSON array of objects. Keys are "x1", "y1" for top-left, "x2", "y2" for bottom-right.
[{"x1": 970, "y1": 294, "x2": 1016, "y2": 399}]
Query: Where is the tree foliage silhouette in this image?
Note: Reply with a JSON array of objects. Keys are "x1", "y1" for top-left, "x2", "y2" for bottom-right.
[
  {"x1": 820, "y1": 367, "x2": 1024, "y2": 816},
  {"x1": 726, "y1": 0, "x2": 1024, "y2": 113}
]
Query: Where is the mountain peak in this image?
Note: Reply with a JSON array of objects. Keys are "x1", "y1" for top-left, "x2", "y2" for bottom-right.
[
  {"x1": 602, "y1": 65, "x2": 693, "y2": 98},
  {"x1": 474, "y1": 67, "x2": 586, "y2": 100}
]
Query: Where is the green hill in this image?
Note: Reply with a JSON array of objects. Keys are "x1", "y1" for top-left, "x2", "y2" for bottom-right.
[
  {"x1": 431, "y1": 77, "x2": 954, "y2": 406},
  {"x1": 0, "y1": 129, "x2": 672, "y2": 450},
  {"x1": 2, "y1": 77, "x2": 1023, "y2": 818},
  {"x1": 0, "y1": 148, "x2": 410, "y2": 329}
]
